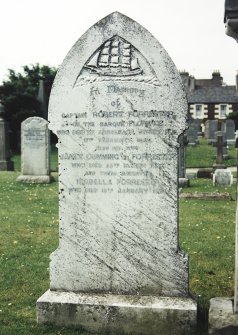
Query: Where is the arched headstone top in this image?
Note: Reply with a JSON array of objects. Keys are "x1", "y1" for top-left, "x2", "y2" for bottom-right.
[
  {"x1": 22, "y1": 116, "x2": 48, "y2": 127},
  {"x1": 49, "y1": 11, "x2": 188, "y2": 143}
]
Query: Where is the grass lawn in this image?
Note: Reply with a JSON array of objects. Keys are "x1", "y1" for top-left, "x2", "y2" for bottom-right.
[
  {"x1": 186, "y1": 137, "x2": 237, "y2": 168},
  {"x1": 0, "y1": 151, "x2": 237, "y2": 334}
]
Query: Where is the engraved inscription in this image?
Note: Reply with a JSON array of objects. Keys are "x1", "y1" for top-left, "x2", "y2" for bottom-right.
[
  {"x1": 24, "y1": 128, "x2": 45, "y2": 149},
  {"x1": 58, "y1": 90, "x2": 176, "y2": 195}
]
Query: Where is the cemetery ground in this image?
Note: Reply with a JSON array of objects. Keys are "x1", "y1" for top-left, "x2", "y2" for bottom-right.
[{"x1": 0, "y1": 142, "x2": 237, "y2": 335}]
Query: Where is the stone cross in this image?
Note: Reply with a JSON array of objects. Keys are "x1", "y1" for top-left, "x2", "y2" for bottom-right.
[
  {"x1": 37, "y1": 12, "x2": 196, "y2": 334},
  {"x1": 216, "y1": 133, "x2": 224, "y2": 165},
  {"x1": 213, "y1": 131, "x2": 227, "y2": 169},
  {"x1": 16, "y1": 117, "x2": 50, "y2": 183}
]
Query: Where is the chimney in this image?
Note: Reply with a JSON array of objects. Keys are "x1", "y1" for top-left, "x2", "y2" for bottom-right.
[
  {"x1": 189, "y1": 76, "x2": 195, "y2": 91},
  {"x1": 212, "y1": 70, "x2": 223, "y2": 86}
]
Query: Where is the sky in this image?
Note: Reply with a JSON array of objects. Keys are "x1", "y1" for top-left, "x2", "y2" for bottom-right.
[{"x1": 0, "y1": 0, "x2": 237, "y2": 85}]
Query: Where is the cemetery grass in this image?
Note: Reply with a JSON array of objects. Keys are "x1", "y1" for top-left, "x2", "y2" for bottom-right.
[
  {"x1": 186, "y1": 137, "x2": 237, "y2": 168},
  {"x1": 0, "y1": 170, "x2": 237, "y2": 334}
]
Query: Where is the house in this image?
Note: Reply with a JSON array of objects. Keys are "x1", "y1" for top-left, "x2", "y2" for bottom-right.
[{"x1": 180, "y1": 71, "x2": 238, "y2": 122}]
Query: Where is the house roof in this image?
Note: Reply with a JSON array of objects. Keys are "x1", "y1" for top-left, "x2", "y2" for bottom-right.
[{"x1": 187, "y1": 85, "x2": 238, "y2": 104}]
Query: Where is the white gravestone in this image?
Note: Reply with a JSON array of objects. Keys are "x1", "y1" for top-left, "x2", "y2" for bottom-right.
[
  {"x1": 213, "y1": 169, "x2": 233, "y2": 186},
  {"x1": 37, "y1": 12, "x2": 196, "y2": 334},
  {"x1": 16, "y1": 117, "x2": 50, "y2": 183}
]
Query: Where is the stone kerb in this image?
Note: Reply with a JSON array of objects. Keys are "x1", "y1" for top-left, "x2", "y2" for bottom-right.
[
  {"x1": 37, "y1": 12, "x2": 197, "y2": 334},
  {"x1": 16, "y1": 117, "x2": 50, "y2": 183}
]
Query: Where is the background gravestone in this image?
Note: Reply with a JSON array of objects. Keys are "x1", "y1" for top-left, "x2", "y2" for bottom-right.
[
  {"x1": 0, "y1": 103, "x2": 14, "y2": 171},
  {"x1": 213, "y1": 169, "x2": 233, "y2": 186},
  {"x1": 194, "y1": 119, "x2": 202, "y2": 137},
  {"x1": 16, "y1": 117, "x2": 50, "y2": 183},
  {"x1": 186, "y1": 119, "x2": 198, "y2": 146},
  {"x1": 205, "y1": 120, "x2": 218, "y2": 144},
  {"x1": 204, "y1": 120, "x2": 210, "y2": 139},
  {"x1": 178, "y1": 133, "x2": 189, "y2": 187},
  {"x1": 226, "y1": 119, "x2": 235, "y2": 145},
  {"x1": 36, "y1": 12, "x2": 196, "y2": 334}
]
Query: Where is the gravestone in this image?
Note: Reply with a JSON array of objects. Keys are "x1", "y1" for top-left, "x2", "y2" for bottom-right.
[
  {"x1": 16, "y1": 117, "x2": 50, "y2": 183},
  {"x1": 213, "y1": 169, "x2": 233, "y2": 186},
  {"x1": 36, "y1": 12, "x2": 197, "y2": 334},
  {"x1": 205, "y1": 120, "x2": 218, "y2": 144},
  {"x1": 0, "y1": 104, "x2": 14, "y2": 171},
  {"x1": 178, "y1": 133, "x2": 189, "y2": 187},
  {"x1": 226, "y1": 119, "x2": 235, "y2": 145},
  {"x1": 186, "y1": 119, "x2": 198, "y2": 146},
  {"x1": 194, "y1": 119, "x2": 202, "y2": 137}
]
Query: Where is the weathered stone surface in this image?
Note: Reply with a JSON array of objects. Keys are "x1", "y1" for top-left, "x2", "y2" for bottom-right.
[
  {"x1": 37, "y1": 11, "x2": 196, "y2": 332},
  {"x1": 180, "y1": 192, "x2": 232, "y2": 201},
  {"x1": 16, "y1": 117, "x2": 50, "y2": 183},
  {"x1": 209, "y1": 297, "x2": 238, "y2": 334},
  {"x1": 37, "y1": 290, "x2": 197, "y2": 335},
  {"x1": 213, "y1": 169, "x2": 233, "y2": 186},
  {"x1": 48, "y1": 11, "x2": 189, "y2": 297}
]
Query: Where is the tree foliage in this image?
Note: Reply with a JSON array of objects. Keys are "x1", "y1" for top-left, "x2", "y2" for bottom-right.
[{"x1": 0, "y1": 64, "x2": 57, "y2": 151}]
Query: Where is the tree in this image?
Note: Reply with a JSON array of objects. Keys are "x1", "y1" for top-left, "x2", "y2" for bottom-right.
[{"x1": 0, "y1": 64, "x2": 57, "y2": 152}]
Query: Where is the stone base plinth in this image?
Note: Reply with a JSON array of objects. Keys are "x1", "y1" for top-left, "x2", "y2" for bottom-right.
[
  {"x1": 209, "y1": 297, "x2": 238, "y2": 334},
  {"x1": 16, "y1": 175, "x2": 51, "y2": 183},
  {"x1": 37, "y1": 290, "x2": 197, "y2": 335}
]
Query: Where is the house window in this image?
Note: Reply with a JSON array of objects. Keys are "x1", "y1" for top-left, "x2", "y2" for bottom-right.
[
  {"x1": 195, "y1": 104, "x2": 202, "y2": 118},
  {"x1": 220, "y1": 104, "x2": 227, "y2": 117}
]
